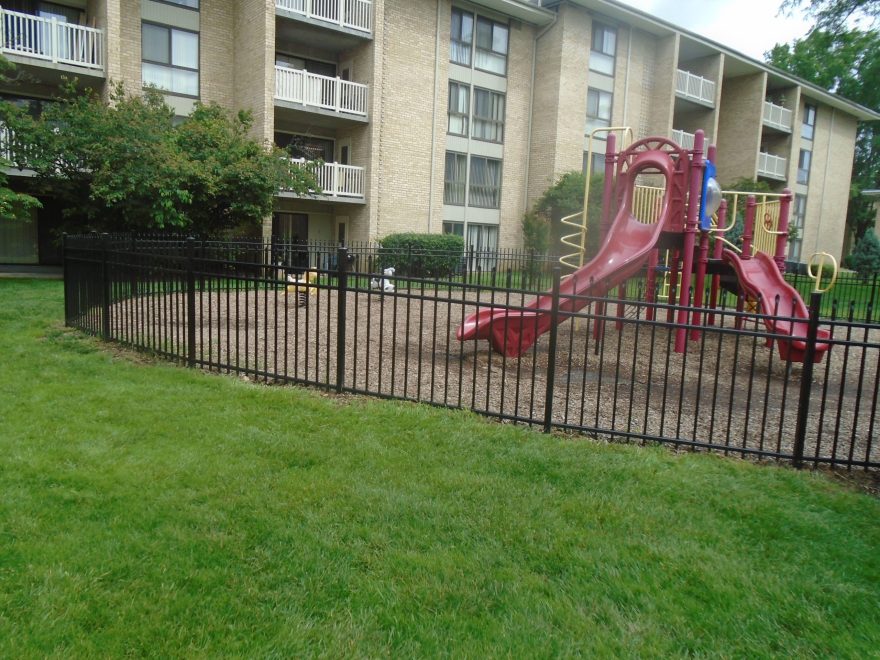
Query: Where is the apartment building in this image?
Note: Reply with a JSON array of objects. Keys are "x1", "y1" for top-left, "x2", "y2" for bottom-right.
[{"x1": 1, "y1": 0, "x2": 876, "y2": 266}]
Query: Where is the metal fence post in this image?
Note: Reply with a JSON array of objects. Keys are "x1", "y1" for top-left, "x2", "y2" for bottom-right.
[
  {"x1": 61, "y1": 232, "x2": 69, "y2": 326},
  {"x1": 186, "y1": 237, "x2": 196, "y2": 368},
  {"x1": 336, "y1": 246, "x2": 349, "y2": 393},
  {"x1": 792, "y1": 290, "x2": 822, "y2": 468},
  {"x1": 543, "y1": 267, "x2": 562, "y2": 433},
  {"x1": 100, "y1": 232, "x2": 111, "y2": 340}
]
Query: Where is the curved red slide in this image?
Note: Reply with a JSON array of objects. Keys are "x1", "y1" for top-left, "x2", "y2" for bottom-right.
[
  {"x1": 457, "y1": 148, "x2": 681, "y2": 357},
  {"x1": 722, "y1": 250, "x2": 830, "y2": 363}
]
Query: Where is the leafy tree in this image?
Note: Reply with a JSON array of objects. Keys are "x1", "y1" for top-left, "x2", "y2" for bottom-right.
[
  {"x1": 0, "y1": 57, "x2": 41, "y2": 223},
  {"x1": 780, "y1": 0, "x2": 879, "y2": 30},
  {"x1": 849, "y1": 229, "x2": 880, "y2": 277},
  {"x1": 8, "y1": 83, "x2": 318, "y2": 235},
  {"x1": 766, "y1": 27, "x2": 880, "y2": 242},
  {"x1": 530, "y1": 171, "x2": 605, "y2": 258}
]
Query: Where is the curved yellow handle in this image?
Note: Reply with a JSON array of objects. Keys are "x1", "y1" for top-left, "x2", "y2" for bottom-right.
[{"x1": 807, "y1": 252, "x2": 838, "y2": 293}]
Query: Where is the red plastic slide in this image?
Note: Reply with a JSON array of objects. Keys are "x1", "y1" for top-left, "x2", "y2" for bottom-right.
[
  {"x1": 457, "y1": 147, "x2": 683, "y2": 357},
  {"x1": 722, "y1": 250, "x2": 830, "y2": 363}
]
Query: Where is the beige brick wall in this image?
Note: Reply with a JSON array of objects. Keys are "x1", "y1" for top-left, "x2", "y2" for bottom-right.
[
  {"x1": 527, "y1": 3, "x2": 588, "y2": 206},
  {"x1": 233, "y1": 0, "x2": 273, "y2": 143},
  {"x1": 87, "y1": 0, "x2": 120, "y2": 94},
  {"x1": 800, "y1": 107, "x2": 857, "y2": 261},
  {"x1": 118, "y1": 0, "x2": 141, "y2": 91},
  {"x1": 200, "y1": 0, "x2": 234, "y2": 108},
  {"x1": 498, "y1": 13, "x2": 537, "y2": 249},
  {"x1": 646, "y1": 34, "x2": 677, "y2": 139},
  {"x1": 716, "y1": 72, "x2": 765, "y2": 183},
  {"x1": 366, "y1": 0, "x2": 447, "y2": 240}
]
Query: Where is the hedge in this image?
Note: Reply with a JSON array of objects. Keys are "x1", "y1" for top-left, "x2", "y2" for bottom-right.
[{"x1": 377, "y1": 233, "x2": 465, "y2": 277}]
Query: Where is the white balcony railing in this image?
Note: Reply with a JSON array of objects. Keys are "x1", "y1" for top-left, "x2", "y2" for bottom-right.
[
  {"x1": 675, "y1": 69, "x2": 716, "y2": 106},
  {"x1": 671, "y1": 129, "x2": 696, "y2": 150},
  {"x1": 275, "y1": 66, "x2": 368, "y2": 117},
  {"x1": 758, "y1": 151, "x2": 787, "y2": 179},
  {"x1": 762, "y1": 101, "x2": 793, "y2": 132},
  {"x1": 275, "y1": 0, "x2": 372, "y2": 34},
  {"x1": 288, "y1": 158, "x2": 365, "y2": 199},
  {"x1": 0, "y1": 8, "x2": 103, "y2": 70}
]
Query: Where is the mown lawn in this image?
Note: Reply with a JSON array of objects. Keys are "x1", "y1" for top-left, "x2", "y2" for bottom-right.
[{"x1": 1, "y1": 279, "x2": 878, "y2": 657}]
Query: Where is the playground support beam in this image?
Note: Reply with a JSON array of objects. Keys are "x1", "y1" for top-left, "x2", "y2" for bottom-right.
[
  {"x1": 593, "y1": 134, "x2": 619, "y2": 343},
  {"x1": 674, "y1": 130, "x2": 705, "y2": 353},
  {"x1": 690, "y1": 143, "x2": 718, "y2": 341},
  {"x1": 775, "y1": 189, "x2": 792, "y2": 273}
]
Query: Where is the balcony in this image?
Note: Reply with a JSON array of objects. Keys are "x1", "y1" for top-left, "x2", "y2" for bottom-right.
[
  {"x1": 275, "y1": 0, "x2": 372, "y2": 35},
  {"x1": 671, "y1": 129, "x2": 696, "y2": 150},
  {"x1": 285, "y1": 159, "x2": 365, "y2": 201},
  {"x1": 762, "y1": 101, "x2": 793, "y2": 132},
  {"x1": 675, "y1": 69, "x2": 715, "y2": 107},
  {"x1": 1, "y1": 7, "x2": 103, "y2": 72},
  {"x1": 758, "y1": 151, "x2": 787, "y2": 180},
  {"x1": 275, "y1": 66, "x2": 368, "y2": 121}
]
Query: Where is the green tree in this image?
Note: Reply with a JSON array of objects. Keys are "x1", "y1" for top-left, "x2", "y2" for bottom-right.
[
  {"x1": 849, "y1": 229, "x2": 880, "y2": 277},
  {"x1": 530, "y1": 171, "x2": 605, "y2": 259},
  {"x1": 780, "y1": 0, "x2": 879, "y2": 30},
  {"x1": 0, "y1": 57, "x2": 41, "y2": 223},
  {"x1": 766, "y1": 27, "x2": 880, "y2": 242},
  {"x1": 9, "y1": 83, "x2": 318, "y2": 234}
]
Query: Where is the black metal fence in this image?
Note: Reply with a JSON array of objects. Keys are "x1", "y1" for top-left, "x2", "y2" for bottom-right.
[{"x1": 64, "y1": 235, "x2": 880, "y2": 471}]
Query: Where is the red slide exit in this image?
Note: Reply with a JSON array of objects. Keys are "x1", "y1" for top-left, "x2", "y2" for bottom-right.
[{"x1": 722, "y1": 250, "x2": 830, "y2": 363}]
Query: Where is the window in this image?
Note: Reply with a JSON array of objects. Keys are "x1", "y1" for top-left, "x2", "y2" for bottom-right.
[
  {"x1": 469, "y1": 156, "x2": 502, "y2": 208},
  {"x1": 789, "y1": 194, "x2": 806, "y2": 262},
  {"x1": 444, "y1": 152, "x2": 467, "y2": 205},
  {"x1": 467, "y1": 224, "x2": 499, "y2": 269},
  {"x1": 472, "y1": 88, "x2": 505, "y2": 142},
  {"x1": 443, "y1": 221, "x2": 464, "y2": 237},
  {"x1": 474, "y1": 16, "x2": 509, "y2": 75},
  {"x1": 797, "y1": 149, "x2": 812, "y2": 185},
  {"x1": 448, "y1": 82, "x2": 469, "y2": 136},
  {"x1": 142, "y1": 23, "x2": 199, "y2": 96},
  {"x1": 586, "y1": 88, "x2": 612, "y2": 135},
  {"x1": 161, "y1": 0, "x2": 198, "y2": 8},
  {"x1": 802, "y1": 104, "x2": 817, "y2": 141},
  {"x1": 450, "y1": 8, "x2": 473, "y2": 66},
  {"x1": 583, "y1": 151, "x2": 605, "y2": 176},
  {"x1": 590, "y1": 23, "x2": 616, "y2": 75}
]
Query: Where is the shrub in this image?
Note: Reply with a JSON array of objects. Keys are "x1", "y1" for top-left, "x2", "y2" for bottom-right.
[
  {"x1": 377, "y1": 232, "x2": 465, "y2": 277},
  {"x1": 849, "y1": 230, "x2": 880, "y2": 280}
]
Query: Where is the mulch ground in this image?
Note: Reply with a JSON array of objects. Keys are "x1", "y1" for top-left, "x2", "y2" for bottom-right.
[{"x1": 111, "y1": 284, "x2": 880, "y2": 469}]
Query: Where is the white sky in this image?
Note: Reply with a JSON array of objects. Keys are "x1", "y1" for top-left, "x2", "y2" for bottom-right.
[{"x1": 614, "y1": 0, "x2": 814, "y2": 61}]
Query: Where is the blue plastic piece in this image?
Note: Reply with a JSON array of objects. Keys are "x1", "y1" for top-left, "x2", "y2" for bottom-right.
[{"x1": 699, "y1": 160, "x2": 717, "y2": 232}]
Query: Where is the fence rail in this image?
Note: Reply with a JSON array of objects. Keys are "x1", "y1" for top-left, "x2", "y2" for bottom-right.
[
  {"x1": 64, "y1": 236, "x2": 880, "y2": 472},
  {"x1": 675, "y1": 69, "x2": 716, "y2": 106}
]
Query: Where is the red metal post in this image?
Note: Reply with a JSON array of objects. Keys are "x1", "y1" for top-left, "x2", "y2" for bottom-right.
[
  {"x1": 690, "y1": 230, "x2": 711, "y2": 341},
  {"x1": 666, "y1": 248, "x2": 679, "y2": 323},
  {"x1": 593, "y1": 134, "x2": 618, "y2": 342},
  {"x1": 774, "y1": 188, "x2": 792, "y2": 273},
  {"x1": 742, "y1": 195, "x2": 756, "y2": 260},
  {"x1": 599, "y1": 133, "x2": 618, "y2": 245},
  {"x1": 674, "y1": 130, "x2": 705, "y2": 353},
  {"x1": 646, "y1": 248, "x2": 658, "y2": 321}
]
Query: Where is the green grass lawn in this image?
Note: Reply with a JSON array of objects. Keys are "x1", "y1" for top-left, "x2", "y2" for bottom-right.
[{"x1": 1, "y1": 280, "x2": 879, "y2": 656}]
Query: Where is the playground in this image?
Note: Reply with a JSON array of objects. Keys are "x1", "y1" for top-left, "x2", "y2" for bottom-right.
[{"x1": 66, "y1": 131, "x2": 880, "y2": 470}]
